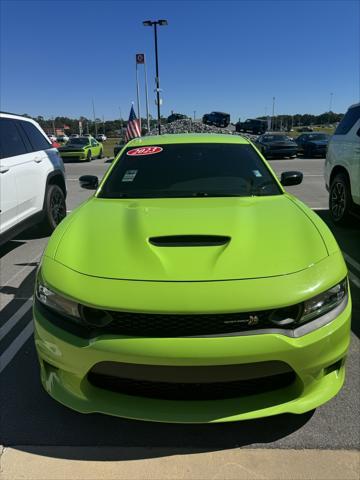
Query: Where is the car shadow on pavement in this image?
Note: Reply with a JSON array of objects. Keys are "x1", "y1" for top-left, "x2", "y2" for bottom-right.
[
  {"x1": 0, "y1": 240, "x2": 26, "y2": 259},
  {"x1": 12, "y1": 409, "x2": 315, "y2": 461}
]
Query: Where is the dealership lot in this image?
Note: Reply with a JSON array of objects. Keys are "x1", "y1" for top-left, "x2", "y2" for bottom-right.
[{"x1": 0, "y1": 156, "x2": 359, "y2": 456}]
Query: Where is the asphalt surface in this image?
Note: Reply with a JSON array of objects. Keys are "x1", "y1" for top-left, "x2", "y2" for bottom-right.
[{"x1": 0, "y1": 156, "x2": 359, "y2": 459}]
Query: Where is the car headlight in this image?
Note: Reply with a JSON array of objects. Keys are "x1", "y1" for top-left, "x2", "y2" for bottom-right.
[
  {"x1": 269, "y1": 279, "x2": 347, "y2": 329},
  {"x1": 299, "y1": 279, "x2": 347, "y2": 324},
  {"x1": 36, "y1": 271, "x2": 81, "y2": 322}
]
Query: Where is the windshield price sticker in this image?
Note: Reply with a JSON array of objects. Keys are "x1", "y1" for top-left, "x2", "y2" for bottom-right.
[
  {"x1": 127, "y1": 146, "x2": 163, "y2": 156},
  {"x1": 122, "y1": 170, "x2": 138, "y2": 182}
]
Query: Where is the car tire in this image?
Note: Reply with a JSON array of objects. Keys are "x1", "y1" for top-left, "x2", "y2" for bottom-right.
[
  {"x1": 86, "y1": 150, "x2": 92, "y2": 162},
  {"x1": 98, "y1": 148, "x2": 103, "y2": 159},
  {"x1": 329, "y1": 173, "x2": 352, "y2": 225},
  {"x1": 40, "y1": 184, "x2": 66, "y2": 234}
]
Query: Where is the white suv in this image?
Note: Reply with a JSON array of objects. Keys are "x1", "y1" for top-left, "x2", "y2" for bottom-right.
[
  {"x1": 0, "y1": 112, "x2": 67, "y2": 245},
  {"x1": 325, "y1": 103, "x2": 360, "y2": 224}
]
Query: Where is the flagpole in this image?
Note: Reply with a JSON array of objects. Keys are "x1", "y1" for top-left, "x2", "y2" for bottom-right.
[
  {"x1": 144, "y1": 57, "x2": 150, "y2": 133},
  {"x1": 136, "y1": 62, "x2": 141, "y2": 132}
]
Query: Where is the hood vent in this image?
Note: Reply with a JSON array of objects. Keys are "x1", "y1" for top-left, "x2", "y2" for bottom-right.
[{"x1": 149, "y1": 235, "x2": 231, "y2": 247}]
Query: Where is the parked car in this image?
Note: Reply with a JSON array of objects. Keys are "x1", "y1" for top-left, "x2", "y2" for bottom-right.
[
  {"x1": 202, "y1": 111, "x2": 230, "y2": 128},
  {"x1": 48, "y1": 134, "x2": 57, "y2": 143},
  {"x1": 34, "y1": 134, "x2": 350, "y2": 423},
  {"x1": 0, "y1": 112, "x2": 67, "y2": 245},
  {"x1": 295, "y1": 133, "x2": 330, "y2": 157},
  {"x1": 236, "y1": 118, "x2": 267, "y2": 135},
  {"x1": 96, "y1": 134, "x2": 107, "y2": 142},
  {"x1": 325, "y1": 102, "x2": 360, "y2": 224},
  {"x1": 167, "y1": 113, "x2": 188, "y2": 123},
  {"x1": 58, "y1": 136, "x2": 103, "y2": 161},
  {"x1": 56, "y1": 134, "x2": 69, "y2": 143},
  {"x1": 255, "y1": 134, "x2": 297, "y2": 159},
  {"x1": 69, "y1": 134, "x2": 80, "y2": 139}
]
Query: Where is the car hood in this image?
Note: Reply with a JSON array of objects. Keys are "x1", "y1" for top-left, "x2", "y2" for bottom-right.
[{"x1": 49, "y1": 195, "x2": 328, "y2": 281}]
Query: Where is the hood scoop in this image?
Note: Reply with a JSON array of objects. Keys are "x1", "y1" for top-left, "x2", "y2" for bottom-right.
[{"x1": 149, "y1": 235, "x2": 231, "y2": 247}]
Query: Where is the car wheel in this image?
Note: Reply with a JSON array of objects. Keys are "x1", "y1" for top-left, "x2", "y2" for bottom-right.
[
  {"x1": 40, "y1": 184, "x2": 66, "y2": 234},
  {"x1": 86, "y1": 150, "x2": 92, "y2": 162},
  {"x1": 98, "y1": 148, "x2": 103, "y2": 159},
  {"x1": 329, "y1": 173, "x2": 352, "y2": 225}
]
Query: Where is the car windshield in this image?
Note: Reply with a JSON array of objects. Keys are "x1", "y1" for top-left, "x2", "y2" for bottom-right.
[
  {"x1": 67, "y1": 138, "x2": 89, "y2": 145},
  {"x1": 307, "y1": 134, "x2": 329, "y2": 140},
  {"x1": 262, "y1": 135, "x2": 289, "y2": 142},
  {"x1": 99, "y1": 143, "x2": 282, "y2": 199}
]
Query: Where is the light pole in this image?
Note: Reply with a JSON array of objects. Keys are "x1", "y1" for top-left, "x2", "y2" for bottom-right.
[
  {"x1": 143, "y1": 19, "x2": 168, "y2": 135},
  {"x1": 272, "y1": 97, "x2": 275, "y2": 131},
  {"x1": 328, "y1": 92, "x2": 333, "y2": 125}
]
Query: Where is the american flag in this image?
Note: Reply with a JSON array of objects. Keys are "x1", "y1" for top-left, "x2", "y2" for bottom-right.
[{"x1": 124, "y1": 105, "x2": 141, "y2": 142}]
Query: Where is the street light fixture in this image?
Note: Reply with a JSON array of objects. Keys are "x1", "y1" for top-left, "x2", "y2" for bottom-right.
[{"x1": 143, "y1": 19, "x2": 168, "y2": 134}]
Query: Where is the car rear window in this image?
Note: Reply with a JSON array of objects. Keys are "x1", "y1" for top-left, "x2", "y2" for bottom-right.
[
  {"x1": 99, "y1": 143, "x2": 282, "y2": 199},
  {"x1": 334, "y1": 105, "x2": 360, "y2": 135},
  {"x1": 20, "y1": 121, "x2": 51, "y2": 152}
]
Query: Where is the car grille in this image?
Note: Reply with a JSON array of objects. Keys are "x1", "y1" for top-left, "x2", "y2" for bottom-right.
[
  {"x1": 87, "y1": 362, "x2": 296, "y2": 401},
  {"x1": 88, "y1": 310, "x2": 274, "y2": 337}
]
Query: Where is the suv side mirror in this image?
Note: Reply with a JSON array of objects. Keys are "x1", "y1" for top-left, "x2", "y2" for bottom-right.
[
  {"x1": 280, "y1": 171, "x2": 303, "y2": 186},
  {"x1": 79, "y1": 175, "x2": 99, "y2": 190}
]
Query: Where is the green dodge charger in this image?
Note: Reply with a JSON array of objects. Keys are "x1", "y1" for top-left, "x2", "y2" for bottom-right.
[
  {"x1": 58, "y1": 136, "x2": 103, "y2": 161},
  {"x1": 34, "y1": 134, "x2": 351, "y2": 423}
]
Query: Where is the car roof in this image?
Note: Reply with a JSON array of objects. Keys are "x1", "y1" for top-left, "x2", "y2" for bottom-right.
[{"x1": 127, "y1": 134, "x2": 250, "y2": 146}]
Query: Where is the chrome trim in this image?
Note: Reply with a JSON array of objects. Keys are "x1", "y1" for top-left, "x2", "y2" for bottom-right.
[{"x1": 188, "y1": 294, "x2": 348, "y2": 339}]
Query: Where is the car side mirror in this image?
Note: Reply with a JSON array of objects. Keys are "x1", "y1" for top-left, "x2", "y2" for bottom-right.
[
  {"x1": 79, "y1": 175, "x2": 99, "y2": 190},
  {"x1": 280, "y1": 171, "x2": 303, "y2": 186}
]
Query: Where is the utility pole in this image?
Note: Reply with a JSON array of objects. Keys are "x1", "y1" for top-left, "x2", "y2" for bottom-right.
[
  {"x1": 328, "y1": 92, "x2": 333, "y2": 125},
  {"x1": 144, "y1": 58, "x2": 150, "y2": 132},
  {"x1": 272, "y1": 96, "x2": 275, "y2": 131},
  {"x1": 92, "y1": 98, "x2": 97, "y2": 136},
  {"x1": 193, "y1": 110, "x2": 196, "y2": 121},
  {"x1": 135, "y1": 61, "x2": 141, "y2": 131},
  {"x1": 143, "y1": 19, "x2": 168, "y2": 134},
  {"x1": 102, "y1": 115, "x2": 105, "y2": 134},
  {"x1": 52, "y1": 116, "x2": 55, "y2": 135}
]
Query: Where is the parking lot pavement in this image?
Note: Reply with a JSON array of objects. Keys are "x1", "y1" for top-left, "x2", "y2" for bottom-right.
[{"x1": 0, "y1": 157, "x2": 359, "y2": 468}]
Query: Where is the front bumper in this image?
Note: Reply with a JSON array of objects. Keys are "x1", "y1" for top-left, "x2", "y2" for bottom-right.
[
  {"x1": 34, "y1": 291, "x2": 351, "y2": 423},
  {"x1": 59, "y1": 151, "x2": 87, "y2": 160},
  {"x1": 265, "y1": 148, "x2": 298, "y2": 157}
]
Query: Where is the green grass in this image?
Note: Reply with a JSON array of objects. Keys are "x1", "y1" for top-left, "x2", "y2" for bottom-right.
[
  {"x1": 286, "y1": 127, "x2": 335, "y2": 138},
  {"x1": 101, "y1": 137, "x2": 120, "y2": 158}
]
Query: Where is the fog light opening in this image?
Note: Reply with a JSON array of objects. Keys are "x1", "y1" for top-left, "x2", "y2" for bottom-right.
[
  {"x1": 324, "y1": 359, "x2": 344, "y2": 376},
  {"x1": 80, "y1": 306, "x2": 113, "y2": 327}
]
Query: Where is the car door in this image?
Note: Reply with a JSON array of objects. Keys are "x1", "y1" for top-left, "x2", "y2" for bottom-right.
[
  {"x1": 0, "y1": 117, "x2": 28, "y2": 233},
  {"x1": 16, "y1": 120, "x2": 52, "y2": 221},
  {"x1": 91, "y1": 138, "x2": 100, "y2": 156}
]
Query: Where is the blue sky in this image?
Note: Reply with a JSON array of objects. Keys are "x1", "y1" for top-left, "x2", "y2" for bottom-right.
[{"x1": 1, "y1": 0, "x2": 359, "y2": 121}]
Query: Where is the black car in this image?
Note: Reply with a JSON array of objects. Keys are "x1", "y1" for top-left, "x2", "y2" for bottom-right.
[
  {"x1": 255, "y1": 134, "x2": 298, "y2": 159},
  {"x1": 167, "y1": 113, "x2": 188, "y2": 123},
  {"x1": 202, "y1": 111, "x2": 230, "y2": 128},
  {"x1": 295, "y1": 133, "x2": 330, "y2": 157},
  {"x1": 235, "y1": 118, "x2": 267, "y2": 135}
]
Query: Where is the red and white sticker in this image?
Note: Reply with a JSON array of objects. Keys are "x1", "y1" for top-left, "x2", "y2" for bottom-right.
[{"x1": 126, "y1": 146, "x2": 163, "y2": 156}]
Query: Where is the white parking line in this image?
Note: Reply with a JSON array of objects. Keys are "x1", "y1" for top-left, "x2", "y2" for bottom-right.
[
  {"x1": 0, "y1": 321, "x2": 33, "y2": 374},
  {"x1": 0, "y1": 298, "x2": 32, "y2": 340},
  {"x1": 343, "y1": 252, "x2": 360, "y2": 273},
  {"x1": 348, "y1": 271, "x2": 360, "y2": 289},
  {"x1": 0, "y1": 253, "x2": 42, "y2": 291}
]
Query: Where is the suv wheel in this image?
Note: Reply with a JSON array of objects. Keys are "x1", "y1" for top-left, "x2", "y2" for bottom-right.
[
  {"x1": 86, "y1": 150, "x2": 92, "y2": 162},
  {"x1": 98, "y1": 148, "x2": 103, "y2": 159},
  {"x1": 40, "y1": 184, "x2": 66, "y2": 234},
  {"x1": 329, "y1": 173, "x2": 352, "y2": 225}
]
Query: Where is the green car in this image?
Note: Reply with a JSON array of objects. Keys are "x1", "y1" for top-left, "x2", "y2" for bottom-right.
[
  {"x1": 34, "y1": 134, "x2": 351, "y2": 423},
  {"x1": 58, "y1": 136, "x2": 103, "y2": 161}
]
